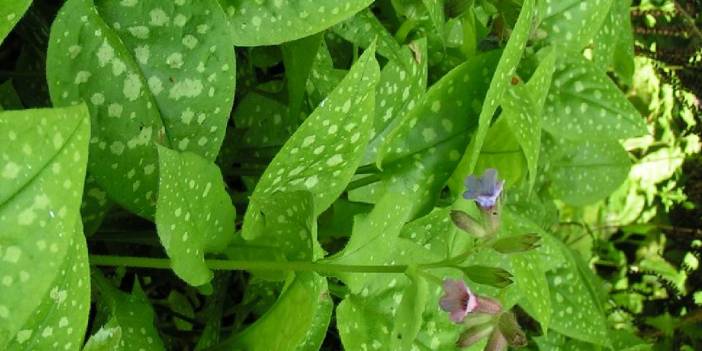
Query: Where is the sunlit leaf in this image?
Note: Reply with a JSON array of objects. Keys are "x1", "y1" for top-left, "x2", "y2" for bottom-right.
[
  {"x1": 0, "y1": 105, "x2": 90, "y2": 349},
  {"x1": 155, "y1": 146, "x2": 235, "y2": 286},
  {"x1": 452, "y1": 0, "x2": 534, "y2": 182},
  {"x1": 221, "y1": 0, "x2": 373, "y2": 46},
  {"x1": 0, "y1": 0, "x2": 31, "y2": 45},
  {"x1": 542, "y1": 57, "x2": 646, "y2": 141},
  {"x1": 544, "y1": 135, "x2": 631, "y2": 206},
  {"x1": 333, "y1": 9, "x2": 404, "y2": 63},
  {"x1": 242, "y1": 44, "x2": 380, "y2": 240},
  {"x1": 537, "y1": 0, "x2": 613, "y2": 53},
  {"x1": 47, "y1": 0, "x2": 235, "y2": 218},
  {"x1": 84, "y1": 275, "x2": 165, "y2": 351},
  {"x1": 217, "y1": 272, "x2": 332, "y2": 351}
]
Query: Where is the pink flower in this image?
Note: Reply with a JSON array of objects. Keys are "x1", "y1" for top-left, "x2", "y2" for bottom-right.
[{"x1": 439, "y1": 279, "x2": 478, "y2": 323}]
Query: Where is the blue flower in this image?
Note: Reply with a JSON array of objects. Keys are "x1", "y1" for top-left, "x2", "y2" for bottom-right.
[{"x1": 463, "y1": 168, "x2": 504, "y2": 210}]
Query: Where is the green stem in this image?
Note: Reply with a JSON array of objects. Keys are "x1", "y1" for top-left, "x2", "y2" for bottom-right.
[
  {"x1": 346, "y1": 174, "x2": 381, "y2": 191},
  {"x1": 89, "y1": 255, "x2": 409, "y2": 274}
]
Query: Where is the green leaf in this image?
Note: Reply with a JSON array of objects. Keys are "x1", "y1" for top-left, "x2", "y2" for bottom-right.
[
  {"x1": 282, "y1": 33, "x2": 324, "y2": 121},
  {"x1": 391, "y1": 269, "x2": 429, "y2": 350},
  {"x1": 502, "y1": 48, "x2": 556, "y2": 190},
  {"x1": 0, "y1": 80, "x2": 24, "y2": 110},
  {"x1": 474, "y1": 116, "x2": 528, "y2": 188},
  {"x1": 453, "y1": 0, "x2": 534, "y2": 181},
  {"x1": 333, "y1": 9, "x2": 405, "y2": 64},
  {"x1": 326, "y1": 192, "x2": 412, "y2": 292},
  {"x1": 81, "y1": 175, "x2": 112, "y2": 236},
  {"x1": 364, "y1": 39, "x2": 427, "y2": 164},
  {"x1": 218, "y1": 272, "x2": 332, "y2": 351},
  {"x1": 85, "y1": 275, "x2": 165, "y2": 351},
  {"x1": 361, "y1": 51, "x2": 497, "y2": 215},
  {"x1": 545, "y1": 234, "x2": 610, "y2": 346},
  {"x1": 0, "y1": 0, "x2": 31, "y2": 45},
  {"x1": 592, "y1": 0, "x2": 635, "y2": 83},
  {"x1": 47, "y1": 0, "x2": 235, "y2": 218},
  {"x1": 234, "y1": 92, "x2": 292, "y2": 148},
  {"x1": 537, "y1": 0, "x2": 613, "y2": 53},
  {"x1": 544, "y1": 135, "x2": 631, "y2": 206},
  {"x1": 503, "y1": 213, "x2": 552, "y2": 331},
  {"x1": 0, "y1": 105, "x2": 91, "y2": 349},
  {"x1": 542, "y1": 57, "x2": 646, "y2": 141},
  {"x1": 155, "y1": 146, "x2": 235, "y2": 286},
  {"x1": 242, "y1": 44, "x2": 380, "y2": 240},
  {"x1": 242, "y1": 190, "x2": 320, "y2": 262},
  {"x1": 221, "y1": 0, "x2": 373, "y2": 46}
]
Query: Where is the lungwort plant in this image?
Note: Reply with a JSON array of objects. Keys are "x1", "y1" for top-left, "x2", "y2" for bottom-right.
[{"x1": 0, "y1": 0, "x2": 660, "y2": 350}]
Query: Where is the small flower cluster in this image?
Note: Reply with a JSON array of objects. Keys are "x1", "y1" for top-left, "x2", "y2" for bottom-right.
[
  {"x1": 437, "y1": 169, "x2": 532, "y2": 350},
  {"x1": 439, "y1": 280, "x2": 526, "y2": 350}
]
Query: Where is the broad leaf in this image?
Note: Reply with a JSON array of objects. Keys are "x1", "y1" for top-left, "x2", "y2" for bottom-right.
[
  {"x1": 81, "y1": 175, "x2": 112, "y2": 236},
  {"x1": 544, "y1": 135, "x2": 631, "y2": 206},
  {"x1": 84, "y1": 275, "x2": 165, "y2": 351},
  {"x1": 282, "y1": 33, "x2": 324, "y2": 121},
  {"x1": 217, "y1": 272, "x2": 332, "y2": 351},
  {"x1": 0, "y1": 80, "x2": 23, "y2": 110},
  {"x1": 233, "y1": 92, "x2": 292, "y2": 148},
  {"x1": 502, "y1": 49, "x2": 556, "y2": 190},
  {"x1": 391, "y1": 268, "x2": 429, "y2": 350},
  {"x1": 545, "y1": 235, "x2": 610, "y2": 346},
  {"x1": 333, "y1": 9, "x2": 405, "y2": 64},
  {"x1": 364, "y1": 39, "x2": 427, "y2": 164},
  {"x1": 537, "y1": 0, "x2": 613, "y2": 53},
  {"x1": 221, "y1": 0, "x2": 373, "y2": 46},
  {"x1": 474, "y1": 116, "x2": 528, "y2": 188},
  {"x1": 242, "y1": 44, "x2": 380, "y2": 240},
  {"x1": 542, "y1": 57, "x2": 646, "y2": 141},
  {"x1": 593, "y1": 0, "x2": 635, "y2": 82},
  {"x1": 155, "y1": 146, "x2": 235, "y2": 286},
  {"x1": 0, "y1": 0, "x2": 31, "y2": 45},
  {"x1": 325, "y1": 192, "x2": 412, "y2": 293},
  {"x1": 453, "y1": 0, "x2": 534, "y2": 182},
  {"x1": 0, "y1": 105, "x2": 91, "y2": 349},
  {"x1": 47, "y1": 0, "x2": 235, "y2": 218}
]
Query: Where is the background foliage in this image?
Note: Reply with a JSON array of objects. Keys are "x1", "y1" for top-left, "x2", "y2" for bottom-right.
[{"x1": 0, "y1": 0, "x2": 700, "y2": 350}]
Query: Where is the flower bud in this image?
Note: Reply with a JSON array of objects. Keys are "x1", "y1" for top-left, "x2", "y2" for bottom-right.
[
  {"x1": 485, "y1": 329, "x2": 508, "y2": 351},
  {"x1": 492, "y1": 233, "x2": 541, "y2": 254},
  {"x1": 450, "y1": 210, "x2": 487, "y2": 237},
  {"x1": 457, "y1": 323, "x2": 494, "y2": 348},
  {"x1": 462, "y1": 265, "x2": 513, "y2": 288},
  {"x1": 475, "y1": 296, "x2": 503, "y2": 315},
  {"x1": 498, "y1": 312, "x2": 527, "y2": 347}
]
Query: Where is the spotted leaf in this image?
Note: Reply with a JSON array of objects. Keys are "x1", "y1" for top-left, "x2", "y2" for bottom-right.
[
  {"x1": 80, "y1": 175, "x2": 112, "y2": 236},
  {"x1": 218, "y1": 272, "x2": 332, "y2": 351},
  {"x1": 502, "y1": 49, "x2": 556, "y2": 190},
  {"x1": 324, "y1": 192, "x2": 412, "y2": 293},
  {"x1": 538, "y1": 0, "x2": 613, "y2": 53},
  {"x1": 0, "y1": 0, "x2": 31, "y2": 45},
  {"x1": 333, "y1": 9, "x2": 405, "y2": 64},
  {"x1": 47, "y1": 0, "x2": 235, "y2": 218},
  {"x1": 545, "y1": 234, "x2": 610, "y2": 346},
  {"x1": 592, "y1": 0, "x2": 635, "y2": 82},
  {"x1": 364, "y1": 39, "x2": 427, "y2": 164},
  {"x1": 542, "y1": 57, "x2": 646, "y2": 141},
  {"x1": 221, "y1": 0, "x2": 373, "y2": 46},
  {"x1": 365, "y1": 52, "x2": 497, "y2": 216},
  {"x1": 155, "y1": 145, "x2": 236, "y2": 286},
  {"x1": 452, "y1": 0, "x2": 534, "y2": 183},
  {"x1": 0, "y1": 105, "x2": 91, "y2": 349},
  {"x1": 84, "y1": 274, "x2": 165, "y2": 351},
  {"x1": 242, "y1": 44, "x2": 380, "y2": 240},
  {"x1": 544, "y1": 134, "x2": 631, "y2": 206}
]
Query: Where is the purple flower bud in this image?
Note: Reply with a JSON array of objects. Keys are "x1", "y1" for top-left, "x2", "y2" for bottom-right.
[
  {"x1": 439, "y1": 279, "x2": 477, "y2": 323},
  {"x1": 463, "y1": 168, "x2": 504, "y2": 210}
]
